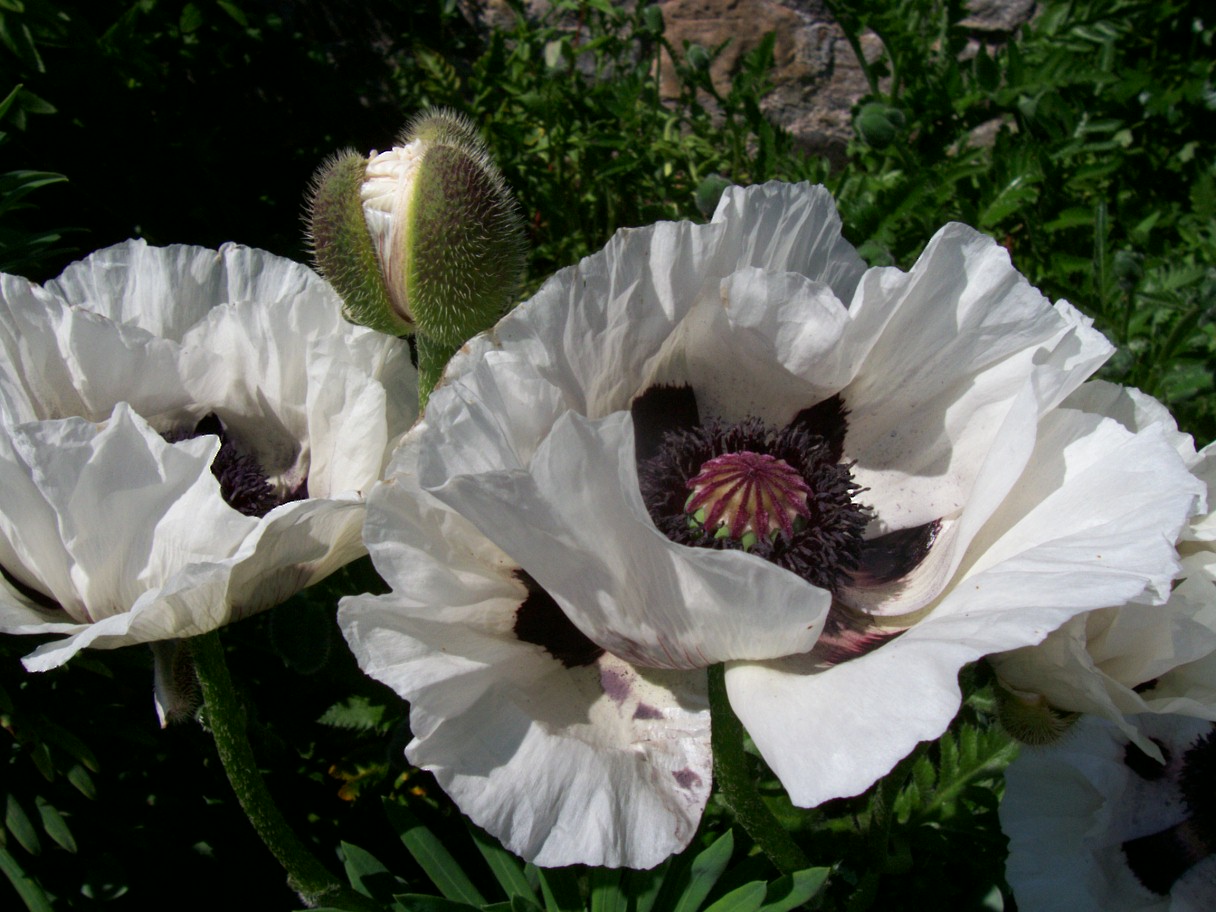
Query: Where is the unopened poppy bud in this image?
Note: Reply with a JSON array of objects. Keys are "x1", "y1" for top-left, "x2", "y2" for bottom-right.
[
  {"x1": 996, "y1": 684, "x2": 1079, "y2": 746},
  {"x1": 309, "y1": 109, "x2": 525, "y2": 350}
]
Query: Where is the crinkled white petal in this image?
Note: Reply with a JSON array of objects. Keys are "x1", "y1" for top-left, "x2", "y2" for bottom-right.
[
  {"x1": 989, "y1": 382, "x2": 1216, "y2": 749},
  {"x1": 0, "y1": 271, "x2": 191, "y2": 424},
  {"x1": 727, "y1": 406, "x2": 1200, "y2": 806},
  {"x1": 420, "y1": 356, "x2": 829, "y2": 669},
  {"x1": 441, "y1": 182, "x2": 865, "y2": 418},
  {"x1": 842, "y1": 225, "x2": 1112, "y2": 538},
  {"x1": 991, "y1": 550, "x2": 1216, "y2": 752},
  {"x1": 682, "y1": 268, "x2": 853, "y2": 424},
  {"x1": 4, "y1": 404, "x2": 254, "y2": 620},
  {"x1": 0, "y1": 240, "x2": 414, "y2": 666},
  {"x1": 1001, "y1": 714, "x2": 1216, "y2": 912},
  {"x1": 339, "y1": 440, "x2": 711, "y2": 868}
]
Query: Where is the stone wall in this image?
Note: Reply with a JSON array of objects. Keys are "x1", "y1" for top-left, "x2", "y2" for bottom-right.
[{"x1": 458, "y1": 0, "x2": 1035, "y2": 163}]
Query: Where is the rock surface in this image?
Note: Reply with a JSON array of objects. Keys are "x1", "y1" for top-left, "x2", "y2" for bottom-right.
[{"x1": 457, "y1": 0, "x2": 1036, "y2": 163}]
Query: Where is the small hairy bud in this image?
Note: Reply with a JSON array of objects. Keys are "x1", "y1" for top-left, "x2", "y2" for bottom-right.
[{"x1": 996, "y1": 685, "x2": 1079, "y2": 746}]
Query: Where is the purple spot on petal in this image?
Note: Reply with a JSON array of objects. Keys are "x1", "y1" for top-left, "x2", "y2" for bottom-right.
[
  {"x1": 673, "y1": 768, "x2": 702, "y2": 790},
  {"x1": 600, "y1": 666, "x2": 632, "y2": 704},
  {"x1": 633, "y1": 703, "x2": 663, "y2": 720}
]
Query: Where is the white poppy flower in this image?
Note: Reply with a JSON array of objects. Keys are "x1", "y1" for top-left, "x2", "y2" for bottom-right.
[
  {"x1": 339, "y1": 182, "x2": 1201, "y2": 866},
  {"x1": 991, "y1": 385, "x2": 1216, "y2": 755},
  {"x1": 0, "y1": 239, "x2": 416, "y2": 673},
  {"x1": 1001, "y1": 713, "x2": 1216, "y2": 911}
]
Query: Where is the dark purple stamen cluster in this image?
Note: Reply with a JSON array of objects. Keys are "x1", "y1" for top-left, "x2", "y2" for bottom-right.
[
  {"x1": 639, "y1": 416, "x2": 869, "y2": 593},
  {"x1": 164, "y1": 414, "x2": 306, "y2": 517}
]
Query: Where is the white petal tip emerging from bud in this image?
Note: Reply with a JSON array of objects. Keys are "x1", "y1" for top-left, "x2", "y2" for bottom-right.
[{"x1": 373, "y1": 108, "x2": 527, "y2": 350}]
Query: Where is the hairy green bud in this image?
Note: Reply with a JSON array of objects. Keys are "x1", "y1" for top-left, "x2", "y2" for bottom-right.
[
  {"x1": 996, "y1": 685, "x2": 1080, "y2": 747},
  {"x1": 306, "y1": 109, "x2": 526, "y2": 355},
  {"x1": 361, "y1": 109, "x2": 526, "y2": 349}
]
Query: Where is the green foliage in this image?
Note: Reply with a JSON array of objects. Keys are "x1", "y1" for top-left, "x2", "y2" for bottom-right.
[
  {"x1": 324, "y1": 813, "x2": 830, "y2": 912},
  {"x1": 824, "y1": 0, "x2": 1216, "y2": 438},
  {"x1": 2, "y1": 0, "x2": 1213, "y2": 910}
]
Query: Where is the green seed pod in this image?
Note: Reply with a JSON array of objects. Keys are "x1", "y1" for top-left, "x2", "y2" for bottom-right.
[
  {"x1": 996, "y1": 684, "x2": 1080, "y2": 747},
  {"x1": 306, "y1": 149, "x2": 410, "y2": 336},
  {"x1": 363, "y1": 109, "x2": 527, "y2": 350},
  {"x1": 854, "y1": 101, "x2": 907, "y2": 150}
]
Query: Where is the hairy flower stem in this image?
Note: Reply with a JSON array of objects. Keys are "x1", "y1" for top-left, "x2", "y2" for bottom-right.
[
  {"x1": 708, "y1": 664, "x2": 809, "y2": 875},
  {"x1": 416, "y1": 333, "x2": 460, "y2": 411},
  {"x1": 191, "y1": 631, "x2": 381, "y2": 911}
]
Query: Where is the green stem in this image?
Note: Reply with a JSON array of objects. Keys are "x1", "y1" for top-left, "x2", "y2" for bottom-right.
[
  {"x1": 708, "y1": 664, "x2": 809, "y2": 875},
  {"x1": 416, "y1": 333, "x2": 461, "y2": 412},
  {"x1": 191, "y1": 631, "x2": 382, "y2": 911}
]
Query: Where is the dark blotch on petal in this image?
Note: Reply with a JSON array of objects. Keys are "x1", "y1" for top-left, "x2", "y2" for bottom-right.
[
  {"x1": 1179, "y1": 727, "x2": 1216, "y2": 841},
  {"x1": 852, "y1": 521, "x2": 941, "y2": 587},
  {"x1": 1123, "y1": 823, "x2": 1205, "y2": 896},
  {"x1": 673, "y1": 768, "x2": 702, "y2": 790},
  {"x1": 1123, "y1": 739, "x2": 1170, "y2": 781},
  {"x1": 513, "y1": 570, "x2": 604, "y2": 668},
  {"x1": 631, "y1": 384, "x2": 700, "y2": 464},
  {"x1": 633, "y1": 703, "x2": 663, "y2": 720},
  {"x1": 788, "y1": 394, "x2": 849, "y2": 463},
  {"x1": 1133, "y1": 678, "x2": 1160, "y2": 695},
  {"x1": 811, "y1": 604, "x2": 904, "y2": 665},
  {"x1": 0, "y1": 562, "x2": 61, "y2": 613}
]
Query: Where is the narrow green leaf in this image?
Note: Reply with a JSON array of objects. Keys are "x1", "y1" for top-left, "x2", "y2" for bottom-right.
[
  {"x1": 0, "y1": 843, "x2": 53, "y2": 912},
  {"x1": 509, "y1": 896, "x2": 544, "y2": 912},
  {"x1": 672, "y1": 830, "x2": 734, "y2": 912},
  {"x1": 978, "y1": 175, "x2": 1039, "y2": 229},
  {"x1": 534, "y1": 865, "x2": 582, "y2": 912},
  {"x1": 66, "y1": 764, "x2": 96, "y2": 800},
  {"x1": 384, "y1": 802, "x2": 486, "y2": 906},
  {"x1": 216, "y1": 0, "x2": 248, "y2": 27},
  {"x1": 702, "y1": 882, "x2": 765, "y2": 912},
  {"x1": 622, "y1": 863, "x2": 666, "y2": 912},
  {"x1": 0, "y1": 84, "x2": 20, "y2": 121},
  {"x1": 469, "y1": 825, "x2": 534, "y2": 901},
  {"x1": 34, "y1": 798, "x2": 75, "y2": 853},
  {"x1": 5, "y1": 794, "x2": 40, "y2": 856},
  {"x1": 340, "y1": 840, "x2": 397, "y2": 900},
  {"x1": 392, "y1": 895, "x2": 484, "y2": 912},
  {"x1": 757, "y1": 868, "x2": 831, "y2": 912},
  {"x1": 939, "y1": 731, "x2": 959, "y2": 783},
  {"x1": 589, "y1": 867, "x2": 626, "y2": 912}
]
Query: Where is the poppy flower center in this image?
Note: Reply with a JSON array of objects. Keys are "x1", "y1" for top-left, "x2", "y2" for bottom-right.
[
  {"x1": 685, "y1": 451, "x2": 810, "y2": 547},
  {"x1": 636, "y1": 399, "x2": 869, "y2": 593},
  {"x1": 164, "y1": 414, "x2": 307, "y2": 518}
]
